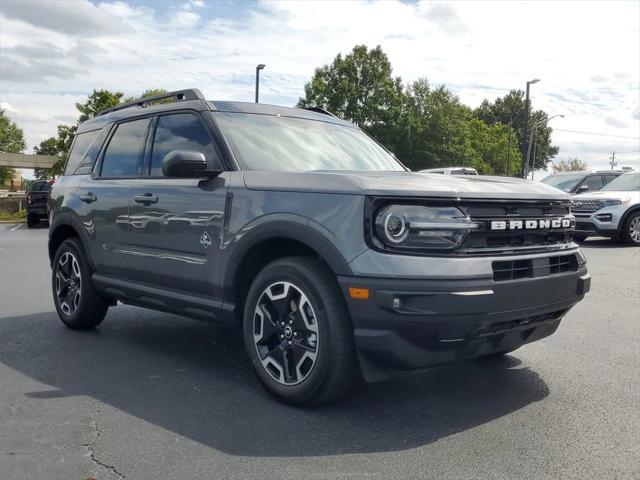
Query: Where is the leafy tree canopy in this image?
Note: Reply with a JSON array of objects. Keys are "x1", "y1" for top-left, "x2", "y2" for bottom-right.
[
  {"x1": 76, "y1": 89, "x2": 124, "y2": 123},
  {"x1": 474, "y1": 90, "x2": 559, "y2": 171},
  {"x1": 297, "y1": 45, "x2": 404, "y2": 153},
  {"x1": 551, "y1": 157, "x2": 588, "y2": 173},
  {"x1": 0, "y1": 109, "x2": 26, "y2": 185},
  {"x1": 298, "y1": 46, "x2": 543, "y2": 175}
]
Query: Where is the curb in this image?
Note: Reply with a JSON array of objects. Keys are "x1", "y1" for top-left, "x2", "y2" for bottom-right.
[{"x1": 0, "y1": 220, "x2": 27, "y2": 224}]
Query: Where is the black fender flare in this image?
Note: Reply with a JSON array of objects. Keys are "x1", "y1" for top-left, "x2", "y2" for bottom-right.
[
  {"x1": 48, "y1": 212, "x2": 97, "y2": 270},
  {"x1": 220, "y1": 215, "x2": 353, "y2": 295}
]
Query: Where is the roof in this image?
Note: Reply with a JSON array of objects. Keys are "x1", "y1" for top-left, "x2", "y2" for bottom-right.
[{"x1": 78, "y1": 89, "x2": 354, "y2": 133}]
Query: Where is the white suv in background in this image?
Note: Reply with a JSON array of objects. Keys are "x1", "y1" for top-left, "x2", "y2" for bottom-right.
[{"x1": 571, "y1": 172, "x2": 640, "y2": 245}]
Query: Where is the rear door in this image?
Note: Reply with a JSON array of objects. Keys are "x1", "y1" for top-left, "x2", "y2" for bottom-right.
[
  {"x1": 78, "y1": 117, "x2": 151, "y2": 277},
  {"x1": 125, "y1": 111, "x2": 229, "y2": 294}
]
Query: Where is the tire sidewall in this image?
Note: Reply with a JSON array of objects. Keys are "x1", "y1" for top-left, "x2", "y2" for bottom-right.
[
  {"x1": 243, "y1": 262, "x2": 336, "y2": 404},
  {"x1": 51, "y1": 238, "x2": 93, "y2": 327}
]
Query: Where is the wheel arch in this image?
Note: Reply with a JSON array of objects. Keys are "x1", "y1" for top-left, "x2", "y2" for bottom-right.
[
  {"x1": 48, "y1": 214, "x2": 94, "y2": 269},
  {"x1": 222, "y1": 219, "x2": 353, "y2": 323},
  {"x1": 620, "y1": 205, "x2": 640, "y2": 229}
]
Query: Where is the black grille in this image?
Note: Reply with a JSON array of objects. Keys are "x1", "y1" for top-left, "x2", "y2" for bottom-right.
[
  {"x1": 461, "y1": 201, "x2": 574, "y2": 254},
  {"x1": 493, "y1": 254, "x2": 578, "y2": 281},
  {"x1": 476, "y1": 309, "x2": 568, "y2": 337},
  {"x1": 571, "y1": 199, "x2": 602, "y2": 213}
]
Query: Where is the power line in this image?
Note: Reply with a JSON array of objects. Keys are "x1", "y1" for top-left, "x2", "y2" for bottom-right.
[{"x1": 553, "y1": 128, "x2": 640, "y2": 140}]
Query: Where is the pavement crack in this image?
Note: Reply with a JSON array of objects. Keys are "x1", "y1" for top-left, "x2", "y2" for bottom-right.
[{"x1": 82, "y1": 416, "x2": 125, "y2": 479}]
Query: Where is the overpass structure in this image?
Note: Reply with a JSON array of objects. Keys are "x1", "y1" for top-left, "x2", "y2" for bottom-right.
[{"x1": 0, "y1": 152, "x2": 58, "y2": 169}]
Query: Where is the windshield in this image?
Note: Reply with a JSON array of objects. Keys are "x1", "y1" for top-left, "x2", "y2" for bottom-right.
[
  {"x1": 213, "y1": 112, "x2": 404, "y2": 172},
  {"x1": 541, "y1": 173, "x2": 585, "y2": 191},
  {"x1": 601, "y1": 173, "x2": 640, "y2": 191}
]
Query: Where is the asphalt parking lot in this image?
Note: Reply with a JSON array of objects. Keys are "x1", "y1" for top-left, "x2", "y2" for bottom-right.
[{"x1": 0, "y1": 223, "x2": 638, "y2": 480}]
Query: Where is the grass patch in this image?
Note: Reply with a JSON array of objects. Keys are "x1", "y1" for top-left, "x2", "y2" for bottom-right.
[{"x1": 0, "y1": 209, "x2": 27, "y2": 221}]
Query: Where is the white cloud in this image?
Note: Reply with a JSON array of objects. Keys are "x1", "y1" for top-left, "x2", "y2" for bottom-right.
[{"x1": 0, "y1": 0, "x2": 638, "y2": 172}]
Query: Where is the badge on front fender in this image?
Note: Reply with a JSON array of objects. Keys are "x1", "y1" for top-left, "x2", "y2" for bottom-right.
[{"x1": 200, "y1": 231, "x2": 212, "y2": 248}]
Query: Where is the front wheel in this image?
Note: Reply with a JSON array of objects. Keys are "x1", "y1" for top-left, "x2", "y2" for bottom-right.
[
  {"x1": 622, "y1": 211, "x2": 640, "y2": 246},
  {"x1": 243, "y1": 257, "x2": 356, "y2": 406},
  {"x1": 52, "y1": 237, "x2": 109, "y2": 330}
]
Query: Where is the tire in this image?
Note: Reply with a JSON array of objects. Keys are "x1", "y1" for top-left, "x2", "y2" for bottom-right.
[
  {"x1": 621, "y1": 211, "x2": 640, "y2": 246},
  {"x1": 27, "y1": 214, "x2": 38, "y2": 229},
  {"x1": 243, "y1": 257, "x2": 356, "y2": 406},
  {"x1": 52, "y1": 237, "x2": 109, "y2": 330},
  {"x1": 573, "y1": 234, "x2": 588, "y2": 242}
]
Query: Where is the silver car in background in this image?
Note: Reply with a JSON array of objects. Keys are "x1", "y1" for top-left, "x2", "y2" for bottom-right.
[{"x1": 571, "y1": 172, "x2": 640, "y2": 245}]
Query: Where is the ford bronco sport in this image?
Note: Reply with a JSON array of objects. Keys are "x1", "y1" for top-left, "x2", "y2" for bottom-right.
[{"x1": 48, "y1": 89, "x2": 590, "y2": 405}]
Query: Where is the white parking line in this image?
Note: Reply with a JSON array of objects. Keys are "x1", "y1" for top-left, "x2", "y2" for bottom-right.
[{"x1": 9, "y1": 224, "x2": 22, "y2": 232}]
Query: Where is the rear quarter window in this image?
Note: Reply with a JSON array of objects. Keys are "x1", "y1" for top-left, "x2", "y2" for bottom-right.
[{"x1": 64, "y1": 128, "x2": 106, "y2": 176}]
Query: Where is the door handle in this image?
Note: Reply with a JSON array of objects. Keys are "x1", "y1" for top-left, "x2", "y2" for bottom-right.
[
  {"x1": 80, "y1": 193, "x2": 97, "y2": 204},
  {"x1": 134, "y1": 193, "x2": 159, "y2": 205}
]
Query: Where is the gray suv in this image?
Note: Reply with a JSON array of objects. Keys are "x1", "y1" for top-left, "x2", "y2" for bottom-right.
[{"x1": 48, "y1": 89, "x2": 590, "y2": 405}]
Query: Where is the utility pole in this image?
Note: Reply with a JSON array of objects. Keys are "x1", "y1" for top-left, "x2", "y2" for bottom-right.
[
  {"x1": 507, "y1": 127, "x2": 512, "y2": 176},
  {"x1": 521, "y1": 78, "x2": 540, "y2": 178},
  {"x1": 255, "y1": 64, "x2": 266, "y2": 103},
  {"x1": 609, "y1": 151, "x2": 616, "y2": 170}
]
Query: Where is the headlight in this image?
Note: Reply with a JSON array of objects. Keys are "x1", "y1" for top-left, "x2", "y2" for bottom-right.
[
  {"x1": 598, "y1": 198, "x2": 630, "y2": 208},
  {"x1": 374, "y1": 205, "x2": 480, "y2": 251}
]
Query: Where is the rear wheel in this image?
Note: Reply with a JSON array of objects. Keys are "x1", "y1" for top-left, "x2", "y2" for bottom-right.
[
  {"x1": 243, "y1": 257, "x2": 355, "y2": 406},
  {"x1": 52, "y1": 237, "x2": 108, "y2": 330},
  {"x1": 27, "y1": 214, "x2": 38, "y2": 229},
  {"x1": 622, "y1": 211, "x2": 640, "y2": 246}
]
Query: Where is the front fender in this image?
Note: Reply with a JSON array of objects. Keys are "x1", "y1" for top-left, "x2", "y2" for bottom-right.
[{"x1": 220, "y1": 214, "x2": 355, "y2": 294}]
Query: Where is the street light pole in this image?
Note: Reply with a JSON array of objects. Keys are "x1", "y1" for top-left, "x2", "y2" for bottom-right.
[
  {"x1": 255, "y1": 64, "x2": 266, "y2": 103},
  {"x1": 526, "y1": 114, "x2": 564, "y2": 179},
  {"x1": 521, "y1": 78, "x2": 540, "y2": 178}
]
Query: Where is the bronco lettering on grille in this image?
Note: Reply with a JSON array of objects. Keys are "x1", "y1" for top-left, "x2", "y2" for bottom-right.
[{"x1": 490, "y1": 218, "x2": 573, "y2": 231}]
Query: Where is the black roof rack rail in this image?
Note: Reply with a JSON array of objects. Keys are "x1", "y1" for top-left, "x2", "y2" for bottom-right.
[
  {"x1": 303, "y1": 106, "x2": 338, "y2": 118},
  {"x1": 96, "y1": 89, "x2": 206, "y2": 117}
]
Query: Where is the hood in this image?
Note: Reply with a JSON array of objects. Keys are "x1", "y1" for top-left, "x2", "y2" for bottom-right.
[
  {"x1": 243, "y1": 171, "x2": 571, "y2": 200},
  {"x1": 572, "y1": 190, "x2": 640, "y2": 201}
]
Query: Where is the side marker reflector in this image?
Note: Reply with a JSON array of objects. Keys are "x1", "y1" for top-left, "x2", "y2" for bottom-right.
[{"x1": 348, "y1": 287, "x2": 370, "y2": 300}]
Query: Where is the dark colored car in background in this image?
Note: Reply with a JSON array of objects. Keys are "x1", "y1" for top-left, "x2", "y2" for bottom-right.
[
  {"x1": 541, "y1": 170, "x2": 624, "y2": 194},
  {"x1": 26, "y1": 180, "x2": 52, "y2": 228}
]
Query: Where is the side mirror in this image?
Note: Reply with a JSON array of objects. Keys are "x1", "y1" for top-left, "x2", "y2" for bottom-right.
[
  {"x1": 161, "y1": 150, "x2": 220, "y2": 178},
  {"x1": 578, "y1": 184, "x2": 589, "y2": 192}
]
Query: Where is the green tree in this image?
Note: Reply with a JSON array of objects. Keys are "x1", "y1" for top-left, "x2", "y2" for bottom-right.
[
  {"x1": 396, "y1": 79, "x2": 519, "y2": 175},
  {"x1": 76, "y1": 89, "x2": 124, "y2": 123},
  {"x1": 0, "y1": 109, "x2": 26, "y2": 185},
  {"x1": 396, "y1": 79, "x2": 470, "y2": 169},
  {"x1": 551, "y1": 157, "x2": 588, "y2": 173},
  {"x1": 33, "y1": 125, "x2": 77, "y2": 179},
  {"x1": 297, "y1": 45, "x2": 404, "y2": 153},
  {"x1": 474, "y1": 90, "x2": 559, "y2": 171},
  {"x1": 122, "y1": 88, "x2": 170, "y2": 104}
]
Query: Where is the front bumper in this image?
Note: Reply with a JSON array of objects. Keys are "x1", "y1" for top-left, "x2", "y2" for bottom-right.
[
  {"x1": 573, "y1": 204, "x2": 627, "y2": 236},
  {"x1": 338, "y1": 266, "x2": 590, "y2": 374}
]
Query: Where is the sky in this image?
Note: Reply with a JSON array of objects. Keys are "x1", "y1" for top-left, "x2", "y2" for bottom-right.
[{"x1": 1, "y1": 0, "x2": 639, "y2": 175}]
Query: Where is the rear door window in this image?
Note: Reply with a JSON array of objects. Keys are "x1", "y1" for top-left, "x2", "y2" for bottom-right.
[{"x1": 100, "y1": 119, "x2": 150, "y2": 178}]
